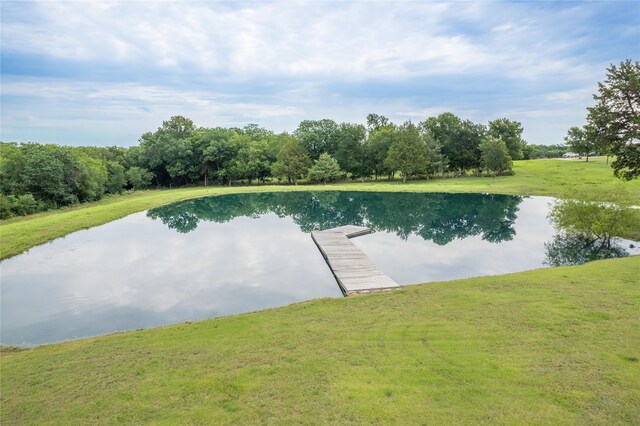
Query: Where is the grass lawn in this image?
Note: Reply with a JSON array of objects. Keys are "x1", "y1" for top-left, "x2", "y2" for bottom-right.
[
  {"x1": 1, "y1": 157, "x2": 639, "y2": 260},
  {"x1": 2, "y1": 157, "x2": 639, "y2": 424},
  {"x1": 2, "y1": 256, "x2": 639, "y2": 424}
]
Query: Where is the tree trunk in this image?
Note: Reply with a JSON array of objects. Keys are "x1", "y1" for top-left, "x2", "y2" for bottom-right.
[
  {"x1": 402, "y1": 173, "x2": 407, "y2": 184},
  {"x1": 606, "y1": 155, "x2": 609, "y2": 165}
]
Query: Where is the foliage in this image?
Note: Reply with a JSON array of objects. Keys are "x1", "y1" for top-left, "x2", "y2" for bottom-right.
[
  {"x1": 480, "y1": 136, "x2": 513, "y2": 175},
  {"x1": 148, "y1": 192, "x2": 522, "y2": 245},
  {"x1": 294, "y1": 119, "x2": 339, "y2": 160},
  {"x1": 544, "y1": 233, "x2": 629, "y2": 267},
  {"x1": 564, "y1": 126, "x2": 595, "y2": 161},
  {"x1": 7, "y1": 102, "x2": 640, "y2": 219},
  {"x1": 2, "y1": 157, "x2": 639, "y2": 260},
  {"x1": 137, "y1": 115, "x2": 197, "y2": 186},
  {"x1": 487, "y1": 118, "x2": 526, "y2": 160},
  {"x1": 366, "y1": 113, "x2": 391, "y2": 132},
  {"x1": 271, "y1": 138, "x2": 311, "y2": 185},
  {"x1": 365, "y1": 126, "x2": 396, "y2": 180},
  {"x1": 523, "y1": 144, "x2": 567, "y2": 159},
  {"x1": 422, "y1": 130, "x2": 447, "y2": 176},
  {"x1": 585, "y1": 60, "x2": 640, "y2": 179},
  {"x1": 105, "y1": 161, "x2": 127, "y2": 194},
  {"x1": 548, "y1": 186, "x2": 637, "y2": 247},
  {"x1": 0, "y1": 143, "x2": 115, "y2": 212},
  {"x1": 125, "y1": 167, "x2": 155, "y2": 190},
  {"x1": 333, "y1": 123, "x2": 368, "y2": 178},
  {"x1": 385, "y1": 122, "x2": 427, "y2": 183},
  {"x1": 308, "y1": 153, "x2": 343, "y2": 184},
  {"x1": 0, "y1": 194, "x2": 44, "y2": 219},
  {"x1": 421, "y1": 112, "x2": 484, "y2": 173}
]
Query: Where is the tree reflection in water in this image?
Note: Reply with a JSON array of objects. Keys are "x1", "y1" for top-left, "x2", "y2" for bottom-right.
[
  {"x1": 544, "y1": 233, "x2": 629, "y2": 267},
  {"x1": 147, "y1": 191, "x2": 523, "y2": 245}
]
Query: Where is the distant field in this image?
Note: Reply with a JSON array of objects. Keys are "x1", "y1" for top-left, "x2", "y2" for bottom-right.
[
  {"x1": 1, "y1": 157, "x2": 638, "y2": 260},
  {"x1": 2, "y1": 256, "x2": 639, "y2": 424}
]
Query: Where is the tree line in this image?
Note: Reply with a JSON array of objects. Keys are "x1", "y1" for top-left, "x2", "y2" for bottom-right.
[{"x1": 1, "y1": 112, "x2": 526, "y2": 218}]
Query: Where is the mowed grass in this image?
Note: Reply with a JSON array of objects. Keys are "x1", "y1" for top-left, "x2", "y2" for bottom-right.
[
  {"x1": 1, "y1": 157, "x2": 639, "y2": 260},
  {"x1": 2, "y1": 256, "x2": 639, "y2": 424}
]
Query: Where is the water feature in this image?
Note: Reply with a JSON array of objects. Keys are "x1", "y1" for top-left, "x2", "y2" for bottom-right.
[{"x1": 2, "y1": 191, "x2": 636, "y2": 346}]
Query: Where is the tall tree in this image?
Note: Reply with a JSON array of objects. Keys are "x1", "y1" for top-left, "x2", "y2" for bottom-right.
[
  {"x1": 385, "y1": 122, "x2": 427, "y2": 183},
  {"x1": 365, "y1": 126, "x2": 396, "y2": 180},
  {"x1": 421, "y1": 113, "x2": 484, "y2": 173},
  {"x1": 564, "y1": 126, "x2": 594, "y2": 161},
  {"x1": 586, "y1": 60, "x2": 640, "y2": 180},
  {"x1": 487, "y1": 118, "x2": 526, "y2": 160},
  {"x1": 271, "y1": 138, "x2": 311, "y2": 185},
  {"x1": 105, "y1": 160, "x2": 127, "y2": 194},
  {"x1": 294, "y1": 119, "x2": 339, "y2": 160},
  {"x1": 422, "y1": 131, "x2": 447, "y2": 176},
  {"x1": 479, "y1": 136, "x2": 513, "y2": 176},
  {"x1": 138, "y1": 116, "x2": 196, "y2": 186},
  {"x1": 334, "y1": 123, "x2": 368, "y2": 179}
]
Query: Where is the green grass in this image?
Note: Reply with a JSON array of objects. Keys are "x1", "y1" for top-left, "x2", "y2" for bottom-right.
[
  {"x1": 2, "y1": 157, "x2": 639, "y2": 260},
  {"x1": 2, "y1": 256, "x2": 639, "y2": 424},
  {"x1": 2, "y1": 157, "x2": 640, "y2": 424}
]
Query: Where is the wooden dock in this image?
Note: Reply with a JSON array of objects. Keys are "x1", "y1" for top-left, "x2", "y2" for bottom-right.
[{"x1": 311, "y1": 225, "x2": 400, "y2": 295}]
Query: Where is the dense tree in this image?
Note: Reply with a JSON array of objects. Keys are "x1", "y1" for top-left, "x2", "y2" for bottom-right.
[
  {"x1": 333, "y1": 123, "x2": 368, "y2": 179},
  {"x1": 294, "y1": 119, "x2": 339, "y2": 160},
  {"x1": 18, "y1": 144, "x2": 68, "y2": 205},
  {"x1": 105, "y1": 161, "x2": 127, "y2": 194},
  {"x1": 365, "y1": 126, "x2": 396, "y2": 180},
  {"x1": 309, "y1": 153, "x2": 343, "y2": 184},
  {"x1": 125, "y1": 167, "x2": 154, "y2": 190},
  {"x1": 421, "y1": 113, "x2": 484, "y2": 173},
  {"x1": 138, "y1": 115, "x2": 197, "y2": 186},
  {"x1": 385, "y1": 122, "x2": 426, "y2": 183},
  {"x1": 585, "y1": 60, "x2": 640, "y2": 180},
  {"x1": 271, "y1": 137, "x2": 311, "y2": 185},
  {"x1": 198, "y1": 128, "x2": 240, "y2": 185},
  {"x1": 2, "y1": 112, "x2": 531, "y2": 217},
  {"x1": 564, "y1": 126, "x2": 594, "y2": 161},
  {"x1": 0, "y1": 143, "x2": 23, "y2": 196},
  {"x1": 487, "y1": 118, "x2": 526, "y2": 160},
  {"x1": 523, "y1": 144, "x2": 567, "y2": 159},
  {"x1": 422, "y1": 130, "x2": 447, "y2": 176},
  {"x1": 0, "y1": 194, "x2": 43, "y2": 218},
  {"x1": 479, "y1": 136, "x2": 513, "y2": 176}
]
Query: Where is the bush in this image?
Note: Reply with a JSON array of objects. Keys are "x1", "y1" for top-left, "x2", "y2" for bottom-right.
[{"x1": 0, "y1": 193, "x2": 45, "y2": 219}]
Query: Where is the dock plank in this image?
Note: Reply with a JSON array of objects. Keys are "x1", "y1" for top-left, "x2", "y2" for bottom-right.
[{"x1": 311, "y1": 226, "x2": 400, "y2": 295}]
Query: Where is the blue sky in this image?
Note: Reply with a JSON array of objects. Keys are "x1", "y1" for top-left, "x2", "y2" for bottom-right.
[{"x1": 1, "y1": 1, "x2": 638, "y2": 147}]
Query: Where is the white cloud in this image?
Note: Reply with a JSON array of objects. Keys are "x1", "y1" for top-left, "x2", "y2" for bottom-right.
[
  {"x1": 0, "y1": 1, "x2": 602, "y2": 82},
  {"x1": 1, "y1": 1, "x2": 637, "y2": 145}
]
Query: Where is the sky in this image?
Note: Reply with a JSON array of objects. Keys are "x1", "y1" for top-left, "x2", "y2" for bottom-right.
[{"x1": 1, "y1": 1, "x2": 638, "y2": 147}]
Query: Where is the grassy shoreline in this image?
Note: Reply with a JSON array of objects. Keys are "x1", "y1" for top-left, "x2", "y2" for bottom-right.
[
  {"x1": 2, "y1": 157, "x2": 640, "y2": 423},
  {"x1": 2, "y1": 158, "x2": 639, "y2": 260},
  {"x1": 2, "y1": 256, "x2": 639, "y2": 424}
]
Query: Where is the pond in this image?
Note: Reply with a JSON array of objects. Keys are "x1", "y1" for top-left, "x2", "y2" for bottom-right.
[{"x1": 2, "y1": 191, "x2": 637, "y2": 346}]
